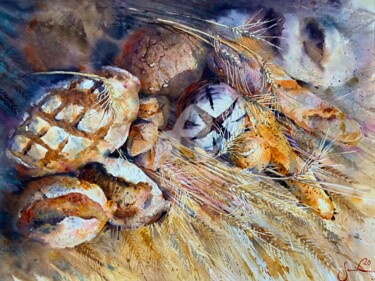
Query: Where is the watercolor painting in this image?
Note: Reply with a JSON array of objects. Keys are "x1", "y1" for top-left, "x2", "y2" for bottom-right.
[{"x1": 0, "y1": 0, "x2": 374, "y2": 280}]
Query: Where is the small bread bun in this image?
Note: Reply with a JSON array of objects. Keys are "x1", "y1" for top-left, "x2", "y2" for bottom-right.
[
  {"x1": 134, "y1": 137, "x2": 172, "y2": 171},
  {"x1": 126, "y1": 122, "x2": 159, "y2": 157},
  {"x1": 230, "y1": 131, "x2": 271, "y2": 172}
]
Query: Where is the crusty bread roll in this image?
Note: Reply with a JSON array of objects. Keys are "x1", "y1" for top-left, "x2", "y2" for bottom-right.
[
  {"x1": 17, "y1": 175, "x2": 115, "y2": 248},
  {"x1": 79, "y1": 158, "x2": 171, "y2": 229}
]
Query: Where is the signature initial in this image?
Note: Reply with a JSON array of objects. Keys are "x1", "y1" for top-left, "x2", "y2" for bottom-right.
[{"x1": 337, "y1": 258, "x2": 374, "y2": 281}]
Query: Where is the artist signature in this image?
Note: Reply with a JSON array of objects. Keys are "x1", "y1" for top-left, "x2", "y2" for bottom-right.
[{"x1": 337, "y1": 258, "x2": 375, "y2": 281}]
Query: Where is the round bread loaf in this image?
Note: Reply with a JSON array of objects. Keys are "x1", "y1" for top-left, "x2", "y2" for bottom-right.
[
  {"x1": 6, "y1": 66, "x2": 140, "y2": 177},
  {"x1": 116, "y1": 27, "x2": 206, "y2": 99},
  {"x1": 174, "y1": 81, "x2": 248, "y2": 155}
]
